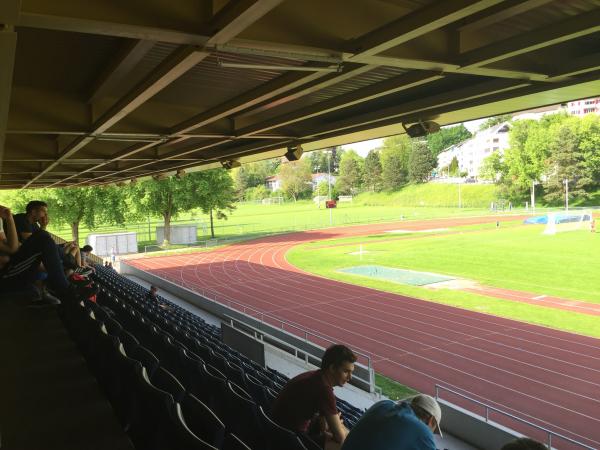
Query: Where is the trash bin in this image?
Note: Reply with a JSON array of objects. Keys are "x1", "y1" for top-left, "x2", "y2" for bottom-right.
[{"x1": 325, "y1": 200, "x2": 337, "y2": 208}]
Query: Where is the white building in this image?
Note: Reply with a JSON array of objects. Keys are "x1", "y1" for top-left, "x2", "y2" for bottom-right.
[
  {"x1": 437, "y1": 123, "x2": 511, "y2": 178},
  {"x1": 265, "y1": 175, "x2": 281, "y2": 191},
  {"x1": 567, "y1": 97, "x2": 600, "y2": 116}
]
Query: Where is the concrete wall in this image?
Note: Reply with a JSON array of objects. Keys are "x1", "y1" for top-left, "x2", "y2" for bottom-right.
[{"x1": 439, "y1": 399, "x2": 524, "y2": 450}]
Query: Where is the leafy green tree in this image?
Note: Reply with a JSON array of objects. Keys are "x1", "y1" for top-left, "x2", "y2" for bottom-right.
[
  {"x1": 448, "y1": 156, "x2": 459, "y2": 177},
  {"x1": 408, "y1": 142, "x2": 435, "y2": 183},
  {"x1": 190, "y1": 169, "x2": 237, "y2": 238},
  {"x1": 245, "y1": 185, "x2": 269, "y2": 201},
  {"x1": 380, "y1": 136, "x2": 411, "y2": 190},
  {"x1": 46, "y1": 186, "x2": 128, "y2": 244},
  {"x1": 363, "y1": 150, "x2": 382, "y2": 192},
  {"x1": 543, "y1": 126, "x2": 593, "y2": 205},
  {"x1": 330, "y1": 147, "x2": 344, "y2": 174},
  {"x1": 502, "y1": 119, "x2": 549, "y2": 201},
  {"x1": 479, "y1": 152, "x2": 506, "y2": 181},
  {"x1": 309, "y1": 150, "x2": 330, "y2": 173},
  {"x1": 478, "y1": 114, "x2": 512, "y2": 131},
  {"x1": 232, "y1": 159, "x2": 279, "y2": 200},
  {"x1": 426, "y1": 124, "x2": 471, "y2": 157},
  {"x1": 279, "y1": 158, "x2": 312, "y2": 201},
  {"x1": 336, "y1": 150, "x2": 363, "y2": 194},
  {"x1": 131, "y1": 175, "x2": 200, "y2": 244}
]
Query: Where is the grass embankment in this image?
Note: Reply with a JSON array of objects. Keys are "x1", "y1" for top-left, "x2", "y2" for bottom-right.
[
  {"x1": 286, "y1": 222, "x2": 600, "y2": 338},
  {"x1": 355, "y1": 183, "x2": 499, "y2": 208}
]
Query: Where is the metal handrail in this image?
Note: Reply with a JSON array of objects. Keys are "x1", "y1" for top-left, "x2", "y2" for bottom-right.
[{"x1": 435, "y1": 384, "x2": 596, "y2": 450}]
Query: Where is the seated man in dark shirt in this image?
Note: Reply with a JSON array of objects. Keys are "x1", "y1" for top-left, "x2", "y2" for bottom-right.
[
  {"x1": 145, "y1": 285, "x2": 159, "y2": 301},
  {"x1": 271, "y1": 344, "x2": 356, "y2": 449},
  {"x1": 13, "y1": 200, "x2": 47, "y2": 242}
]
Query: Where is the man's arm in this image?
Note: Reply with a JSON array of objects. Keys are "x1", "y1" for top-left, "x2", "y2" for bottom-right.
[
  {"x1": 324, "y1": 413, "x2": 348, "y2": 444},
  {"x1": 0, "y1": 207, "x2": 19, "y2": 254}
]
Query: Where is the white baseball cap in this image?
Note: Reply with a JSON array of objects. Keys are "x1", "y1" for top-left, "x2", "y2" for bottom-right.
[{"x1": 411, "y1": 394, "x2": 443, "y2": 437}]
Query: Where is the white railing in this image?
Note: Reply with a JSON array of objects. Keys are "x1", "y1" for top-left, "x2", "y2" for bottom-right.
[{"x1": 435, "y1": 385, "x2": 596, "y2": 450}]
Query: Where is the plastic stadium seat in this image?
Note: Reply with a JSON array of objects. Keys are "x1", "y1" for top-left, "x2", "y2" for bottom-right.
[
  {"x1": 111, "y1": 343, "x2": 142, "y2": 426},
  {"x1": 129, "y1": 345, "x2": 160, "y2": 378},
  {"x1": 258, "y1": 406, "x2": 307, "y2": 450},
  {"x1": 200, "y1": 363, "x2": 228, "y2": 418},
  {"x1": 264, "y1": 386, "x2": 278, "y2": 413},
  {"x1": 178, "y1": 392, "x2": 225, "y2": 447},
  {"x1": 178, "y1": 348, "x2": 205, "y2": 389},
  {"x1": 103, "y1": 317, "x2": 123, "y2": 337},
  {"x1": 169, "y1": 401, "x2": 219, "y2": 450},
  {"x1": 151, "y1": 366, "x2": 186, "y2": 402},
  {"x1": 119, "y1": 330, "x2": 140, "y2": 355},
  {"x1": 224, "y1": 381, "x2": 262, "y2": 449},
  {"x1": 222, "y1": 433, "x2": 252, "y2": 450},
  {"x1": 244, "y1": 372, "x2": 267, "y2": 408},
  {"x1": 223, "y1": 360, "x2": 247, "y2": 389},
  {"x1": 130, "y1": 365, "x2": 175, "y2": 450}
]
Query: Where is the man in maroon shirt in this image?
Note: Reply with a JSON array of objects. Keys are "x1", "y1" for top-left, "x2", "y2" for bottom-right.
[{"x1": 271, "y1": 344, "x2": 357, "y2": 449}]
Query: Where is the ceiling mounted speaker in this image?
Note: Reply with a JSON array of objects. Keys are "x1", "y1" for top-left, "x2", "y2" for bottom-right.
[
  {"x1": 221, "y1": 159, "x2": 241, "y2": 170},
  {"x1": 285, "y1": 145, "x2": 303, "y2": 161},
  {"x1": 402, "y1": 121, "x2": 440, "y2": 138}
]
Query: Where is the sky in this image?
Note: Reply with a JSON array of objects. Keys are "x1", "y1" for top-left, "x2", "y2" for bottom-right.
[{"x1": 341, "y1": 118, "x2": 485, "y2": 157}]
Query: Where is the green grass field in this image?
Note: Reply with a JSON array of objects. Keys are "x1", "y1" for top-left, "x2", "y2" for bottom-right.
[
  {"x1": 286, "y1": 222, "x2": 600, "y2": 337},
  {"x1": 47, "y1": 200, "x2": 515, "y2": 248}
]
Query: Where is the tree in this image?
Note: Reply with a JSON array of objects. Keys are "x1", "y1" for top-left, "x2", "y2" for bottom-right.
[
  {"x1": 380, "y1": 136, "x2": 411, "y2": 190},
  {"x1": 479, "y1": 114, "x2": 512, "y2": 131},
  {"x1": 336, "y1": 150, "x2": 363, "y2": 194},
  {"x1": 408, "y1": 142, "x2": 435, "y2": 183},
  {"x1": 131, "y1": 176, "x2": 195, "y2": 244},
  {"x1": 362, "y1": 150, "x2": 382, "y2": 192},
  {"x1": 190, "y1": 169, "x2": 237, "y2": 238},
  {"x1": 309, "y1": 150, "x2": 330, "y2": 173},
  {"x1": 479, "y1": 152, "x2": 506, "y2": 181},
  {"x1": 279, "y1": 158, "x2": 312, "y2": 201},
  {"x1": 448, "y1": 156, "x2": 459, "y2": 177},
  {"x1": 46, "y1": 186, "x2": 129, "y2": 244},
  {"x1": 330, "y1": 147, "x2": 344, "y2": 174},
  {"x1": 543, "y1": 126, "x2": 593, "y2": 205},
  {"x1": 232, "y1": 159, "x2": 279, "y2": 200},
  {"x1": 426, "y1": 124, "x2": 471, "y2": 157}
]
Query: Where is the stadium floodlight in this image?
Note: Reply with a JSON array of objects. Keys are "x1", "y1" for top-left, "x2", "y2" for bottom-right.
[{"x1": 402, "y1": 121, "x2": 440, "y2": 138}]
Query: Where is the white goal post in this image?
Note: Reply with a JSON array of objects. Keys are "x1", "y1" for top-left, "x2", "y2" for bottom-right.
[{"x1": 543, "y1": 209, "x2": 593, "y2": 235}]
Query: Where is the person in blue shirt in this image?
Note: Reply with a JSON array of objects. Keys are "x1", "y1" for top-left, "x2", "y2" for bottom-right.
[{"x1": 341, "y1": 394, "x2": 442, "y2": 450}]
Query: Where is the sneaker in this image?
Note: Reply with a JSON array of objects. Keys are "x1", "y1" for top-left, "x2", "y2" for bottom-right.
[{"x1": 74, "y1": 266, "x2": 94, "y2": 277}]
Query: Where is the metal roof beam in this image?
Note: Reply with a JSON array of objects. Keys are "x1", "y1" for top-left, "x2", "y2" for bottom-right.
[
  {"x1": 455, "y1": 0, "x2": 553, "y2": 32},
  {"x1": 0, "y1": 26, "x2": 17, "y2": 177},
  {"x1": 346, "y1": 0, "x2": 506, "y2": 58},
  {"x1": 29, "y1": 0, "x2": 285, "y2": 188},
  {"x1": 87, "y1": 39, "x2": 156, "y2": 104},
  {"x1": 303, "y1": 78, "x2": 530, "y2": 139},
  {"x1": 236, "y1": 71, "x2": 444, "y2": 136},
  {"x1": 460, "y1": 9, "x2": 600, "y2": 68}
]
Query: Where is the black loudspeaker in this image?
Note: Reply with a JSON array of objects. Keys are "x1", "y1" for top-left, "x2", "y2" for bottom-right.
[{"x1": 285, "y1": 145, "x2": 303, "y2": 161}]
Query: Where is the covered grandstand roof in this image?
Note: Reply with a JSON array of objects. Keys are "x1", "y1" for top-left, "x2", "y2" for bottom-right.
[{"x1": 1, "y1": 0, "x2": 600, "y2": 188}]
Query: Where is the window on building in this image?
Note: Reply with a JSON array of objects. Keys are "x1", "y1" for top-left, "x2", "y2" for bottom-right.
[{"x1": 493, "y1": 138, "x2": 499, "y2": 143}]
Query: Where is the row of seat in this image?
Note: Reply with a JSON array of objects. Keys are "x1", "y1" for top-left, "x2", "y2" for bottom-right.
[
  {"x1": 63, "y1": 270, "x2": 318, "y2": 449},
  {"x1": 94, "y1": 266, "x2": 364, "y2": 426}
]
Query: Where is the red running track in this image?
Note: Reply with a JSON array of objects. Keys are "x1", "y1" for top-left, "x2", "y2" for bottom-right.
[{"x1": 127, "y1": 216, "x2": 600, "y2": 449}]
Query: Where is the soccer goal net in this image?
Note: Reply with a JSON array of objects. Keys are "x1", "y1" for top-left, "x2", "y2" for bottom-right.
[{"x1": 543, "y1": 209, "x2": 593, "y2": 235}]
